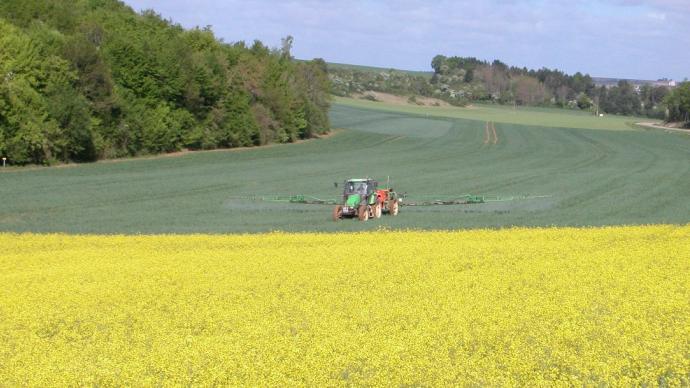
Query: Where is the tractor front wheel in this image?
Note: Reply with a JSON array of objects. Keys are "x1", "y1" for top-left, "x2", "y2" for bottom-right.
[
  {"x1": 373, "y1": 202, "x2": 382, "y2": 218},
  {"x1": 358, "y1": 205, "x2": 369, "y2": 221},
  {"x1": 333, "y1": 205, "x2": 343, "y2": 221},
  {"x1": 389, "y1": 200, "x2": 399, "y2": 216}
]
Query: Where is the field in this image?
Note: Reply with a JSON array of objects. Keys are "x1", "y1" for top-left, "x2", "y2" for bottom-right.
[
  {"x1": 325, "y1": 61, "x2": 434, "y2": 78},
  {"x1": 334, "y1": 96, "x2": 645, "y2": 131},
  {"x1": 1, "y1": 226, "x2": 688, "y2": 385},
  {"x1": 1, "y1": 100, "x2": 689, "y2": 233}
]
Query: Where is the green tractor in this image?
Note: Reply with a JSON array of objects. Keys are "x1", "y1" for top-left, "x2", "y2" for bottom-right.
[{"x1": 333, "y1": 179, "x2": 400, "y2": 221}]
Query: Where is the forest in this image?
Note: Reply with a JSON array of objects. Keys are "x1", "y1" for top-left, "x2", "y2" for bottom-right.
[{"x1": 0, "y1": 0, "x2": 331, "y2": 165}]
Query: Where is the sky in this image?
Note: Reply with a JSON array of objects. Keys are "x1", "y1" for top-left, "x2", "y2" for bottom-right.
[{"x1": 121, "y1": 0, "x2": 689, "y2": 81}]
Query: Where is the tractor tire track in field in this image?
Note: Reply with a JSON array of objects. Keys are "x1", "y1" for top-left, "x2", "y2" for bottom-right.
[
  {"x1": 631, "y1": 167, "x2": 690, "y2": 218},
  {"x1": 493, "y1": 131, "x2": 620, "y2": 193},
  {"x1": 466, "y1": 126, "x2": 625, "y2": 195},
  {"x1": 365, "y1": 135, "x2": 408, "y2": 148},
  {"x1": 402, "y1": 120, "x2": 488, "y2": 175},
  {"x1": 483, "y1": 121, "x2": 499, "y2": 145},
  {"x1": 431, "y1": 122, "x2": 560, "y2": 194},
  {"x1": 553, "y1": 129, "x2": 616, "y2": 172},
  {"x1": 433, "y1": 123, "x2": 577, "y2": 194},
  {"x1": 484, "y1": 122, "x2": 490, "y2": 145}
]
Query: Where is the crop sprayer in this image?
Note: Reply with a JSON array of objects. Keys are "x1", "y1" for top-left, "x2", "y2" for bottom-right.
[{"x1": 226, "y1": 177, "x2": 552, "y2": 222}]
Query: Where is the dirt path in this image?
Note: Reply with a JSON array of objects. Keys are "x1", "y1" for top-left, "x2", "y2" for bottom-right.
[
  {"x1": 491, "y1": 121, "x2": 498, "y2": 144},
  {"x1": 636, "y1": 122, "x2": 689, "y2": 134}
]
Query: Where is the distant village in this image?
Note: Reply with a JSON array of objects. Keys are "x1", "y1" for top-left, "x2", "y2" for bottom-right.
[{"x1": 593, "y1": 77, "x2": 677, "y2": 91}]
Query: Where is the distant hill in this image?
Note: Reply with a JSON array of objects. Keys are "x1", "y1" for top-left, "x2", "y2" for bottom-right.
[
  {"x1": 592, "y1": 77, "x2": 676, "y2": 88},
  {"x1": 325, "y1": 62, "x2": 433, "y2": 79},
  {"x1": 325, "y1": 57, "x2": 677, "y2": 119},
  {"x1": 324, "y1": 62, "x2": 678, "y2": 89}
]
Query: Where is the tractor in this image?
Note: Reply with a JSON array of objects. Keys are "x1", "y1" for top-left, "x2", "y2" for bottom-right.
[{"x1": 333, "y1": 179, "x2": 400, "y2": 221}]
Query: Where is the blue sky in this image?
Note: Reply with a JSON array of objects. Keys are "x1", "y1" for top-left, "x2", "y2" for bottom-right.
[{"x1": 122, "y1": 0, "x2": 689, "y2": 81}]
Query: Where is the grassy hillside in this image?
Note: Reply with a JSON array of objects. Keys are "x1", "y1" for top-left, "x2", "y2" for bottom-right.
[
  {"x1": 334, "y1": 96, "x2": 648, "y2": 131},
  {"x1": 326, "y1": 62, "x2": 433, "y2": 78},
  {"x1": 0, "y1": 102, "x2": 688, "y2": 233}
]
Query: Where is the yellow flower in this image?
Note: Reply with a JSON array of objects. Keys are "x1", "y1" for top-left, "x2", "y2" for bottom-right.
[{"x1": 0, "y1": 225, "x2": 688, "y2": 386}]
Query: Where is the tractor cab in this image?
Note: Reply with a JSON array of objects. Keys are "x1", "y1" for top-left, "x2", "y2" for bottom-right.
[
  {"x1": 343, "y1": 179, "x2": 377, "y2": 196},
  {"x1": 333, "y1": 178, "x2": 400, "y2": 221}
]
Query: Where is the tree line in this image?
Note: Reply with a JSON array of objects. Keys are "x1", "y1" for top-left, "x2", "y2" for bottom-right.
[
  {"x1": 329, "y1": 54, "x2": 689, "y2": 125},
  {"x1": 0, "y1": 0, "x2": 331, "y2": 165}
]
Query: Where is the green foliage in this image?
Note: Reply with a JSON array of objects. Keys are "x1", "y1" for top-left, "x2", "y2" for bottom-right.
[
  {"x1": 638, "y1": 84, "x2": 668, "y2": 119},
  {"x1": 0, "y1": 19, "x2": 86, "y2": 164},
  {"x1": 576, "y1": 93, "x2": 593, "y2": 110},
  {"x1": 0, "y1": 1, "x2": 331, "y2": 165},
  {"x1": 430, "y1": 56, "x2": 672, "y2": 118},
  {"x1": 597, "y1": 81, "x2": 641, "y2": 116},
  {"x1": 328, "y1": 65, "x2": 433, "y2": 100},
  {"x1": 664, "y1": 82, "x2": 690, "y2": 124},
  {"x1": 430, "y1": 55, "x2": 596, "y2": 108}
]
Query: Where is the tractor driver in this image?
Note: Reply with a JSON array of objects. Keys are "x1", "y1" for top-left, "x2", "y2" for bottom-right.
[
  {"x1": 347, "y1": 181, "x2": 366, "y2": 194},
  {"x1": 355, "y1": 182, "x2": 366, "y2": 194}
]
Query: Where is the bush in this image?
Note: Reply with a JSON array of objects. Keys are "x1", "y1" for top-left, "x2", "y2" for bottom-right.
[{"x1": 361, "y1": 93, "x2": 379, "y2": 102}]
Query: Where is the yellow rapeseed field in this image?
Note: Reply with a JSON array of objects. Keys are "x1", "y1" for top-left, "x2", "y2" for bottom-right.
[{"x1": 1, "y1": 226, "x2": 689, "y2": 386}]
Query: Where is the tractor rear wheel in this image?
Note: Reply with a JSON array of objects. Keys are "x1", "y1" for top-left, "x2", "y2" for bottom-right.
[
  {"x1": 389, "y1": 200, "x2": 399, "y2": 216},
  {"x1": 358, "y1": 205, "x2": 369, "y2": 221},
  {"x1": 373, "y1": 203, "x2": 382, "y2": 218},
  {"x1": 333, "y1": 205, "x2": 343, "y2": 221}
]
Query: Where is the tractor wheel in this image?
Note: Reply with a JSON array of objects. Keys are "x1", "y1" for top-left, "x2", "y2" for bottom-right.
[
  {"x1": 333, "y1": 205, "x2": 343, "y2": 221},
  {"x1": 358, "y1": 205, "x2": 369, "y2": 221},
  {"x1": 389, "y1": 200, "x2": 399, "y2": 216},
  {"x1": 373, "y1": 203, "x2": 382, "y2": 218}
]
